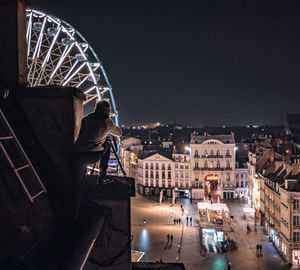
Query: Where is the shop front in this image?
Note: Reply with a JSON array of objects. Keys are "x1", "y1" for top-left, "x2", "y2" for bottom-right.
[{"x1": 293, "y1": 249, "x2": 300, "y2": 265}]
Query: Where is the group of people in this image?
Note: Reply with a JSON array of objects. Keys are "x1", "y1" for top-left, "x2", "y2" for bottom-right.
[
  {"x1": 173, "y1": 218, "x2": 182, "y2": 225},
  {"x1": 256, "y1": 244, "x2": 263, "y2": 257},
  {"x1": 167, "y1": 233, "x2": 174, "y2": 242}
]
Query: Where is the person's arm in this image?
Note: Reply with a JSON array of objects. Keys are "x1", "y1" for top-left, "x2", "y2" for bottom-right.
[{"x1": 106, "y1": 119, "x2": 122, "y2": 137}]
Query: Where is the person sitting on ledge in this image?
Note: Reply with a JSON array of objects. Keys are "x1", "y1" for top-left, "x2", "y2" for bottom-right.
[{"x1": 71, "y1": 100, "x2": 122, "y2": 219}]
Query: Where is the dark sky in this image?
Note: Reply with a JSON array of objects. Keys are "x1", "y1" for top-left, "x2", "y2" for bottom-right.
[{"x1": 32, "y1": 0, "x2": 300, "y2": 126}]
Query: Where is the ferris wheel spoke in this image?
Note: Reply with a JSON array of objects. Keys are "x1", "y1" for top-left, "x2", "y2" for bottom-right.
[
  {"x1": 26, "y1": 13, "x2": 33, "y2": 56},
  {"x1": 62, "y1": 62, "x2": 86, "y2": 86},
  {"x1": 47, "y1": 42, "x2": 75, "y2": 84},
  {"x1": 32, "y1": 17, "x2": 47, "y2": 60}
]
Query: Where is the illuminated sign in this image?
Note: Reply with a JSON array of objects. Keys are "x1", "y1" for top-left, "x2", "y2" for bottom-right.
[{"x1": 205, "y1": 175, "x2": 218, "y2": 181}]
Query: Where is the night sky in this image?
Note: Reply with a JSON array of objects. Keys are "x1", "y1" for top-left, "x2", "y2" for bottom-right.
[{"x1": 32, "y1": 0, "x2": 300, "y2": 127}]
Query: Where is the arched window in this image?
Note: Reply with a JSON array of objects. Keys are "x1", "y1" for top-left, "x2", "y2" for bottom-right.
[
  {"x1": 204, "y1": 150, "x2": 208, "y2": 156},
  {"x1": 204, "y1": 161, "x2": 208, "y2": 168},
  {"x1": 195, "y1": 150, "x2": 198, "y2": 157},
  {"x1": 217, "y1": 150, "x2": 220, "y2": 156},
  {"x1": 226, "y1": 161, "x2": 230, "y2": 168},
  {"x1": 210, "y1": 150, "x2": 214, "y2": 156}
]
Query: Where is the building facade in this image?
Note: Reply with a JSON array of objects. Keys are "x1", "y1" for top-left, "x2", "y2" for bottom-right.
[
  {"x1": 124, "y1": 133, "x2": 248, "y2": 200},
  {"x1": 190, "y1": 132, "x2": 236, "y2": 199}
]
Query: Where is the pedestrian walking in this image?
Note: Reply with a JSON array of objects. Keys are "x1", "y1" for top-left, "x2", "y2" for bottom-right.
[
  {"x1": 170, "y1": 235, "x2": 173, "y2": 241},
  {"x1": 167, "y1": 233, "x2": 170, "y2": 241},
  {"x1": 190, "y1": 217, "x2": 192, "y2": 224},
  {"x1": 259, "y1": 244, "x2": 262, "y2": 256},
  {"x1": 174, "y1": 218, "x2": 176, "y2": 225},
  {"x1": 179, "y1": 218, "x2": 181, "y2": 223},
  {"x1": 186, "y1": 216, "x2": 189, "y2": 223},
  {"x1": 256, "y1": 244, "x2": 259, "y2": 257},
  {"x1": 227, "y1": 262, "x2": 232, "y2": 270}
]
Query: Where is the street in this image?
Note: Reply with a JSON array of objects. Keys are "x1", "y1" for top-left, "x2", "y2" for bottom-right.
[{"x1": 131, "y1": 193, "x2": 292, "y2": 270}]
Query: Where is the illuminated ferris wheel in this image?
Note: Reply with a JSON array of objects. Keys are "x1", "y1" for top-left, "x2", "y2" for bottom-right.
[{"x1": 25, "y1": 9, "x2": 118, "y2": 124}]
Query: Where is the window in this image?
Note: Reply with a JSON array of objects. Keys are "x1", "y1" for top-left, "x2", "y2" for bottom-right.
[
  {"x1": 156, "y1": 180, "x2": 159, "y2": 186},
  {"x1": 162, "y1": 171, "x2": 165, "y2": 179},
  {"x1": 236, "y1": 181, "x2": 239, "y2": 187},
  {"x1": 145, "y1": 180, "x2": 149, "y2": 186},
  {"x1": 145, "y1": 163, "x2": 149, "y2": 169},
  {"x1": 156, "y1": 163, "x2": 159, "y2": 170},
  {"x1": 236, "y1": 174, "x2": 239, "y2": 179},
  {"x1": 150, "y1": 179, "x2": 154, "y2": 186},
  {"x1": 175, "y1": 163, "x2": 178, "y2": 169},
  {"x1": 162, "y1": 180, "x2": 165, "y2": 186},
  {"x1": 195, "y1": 150, "x2": 198, "y2": 156},
  {"x1": 217, "y1": 161, "x2": 220, "y2": 168},
  {"x1": 294, "y1": 216, "x2": 300, "y2": 226},
  {"x1": 162, "y1": 163, "x2": 165, "y2": 170},
  {"x1": 185, "y1": 173, "x2": 188, "y2": 179},
  {"x1": 241, "y1": 181, "x2": 244, "y2": 187},
  {"x1": 180, "y1": 174, "x2": 183, "y2": 179},
  {"x1": 175, "y1": 182, "x2": 178, "y2": 187},
  {"x1": 226, "y1": 161, "x2": 230, "y2": 168},
  {"x1": 150, "y1": 163, "x2": 154, "y2": 169},
  {"x1": 185, "y1": 182, "x2": 189, "y2": 188},
  {"x1": 294, "y1": 232, "x2": 300, "y2": 242},
  {"x1": 241, "y1": 174, "x2": 244, "y2": 179},
  {"x1": 155, "y1": 171, "x2": 159, "y2": 178},
  {"x1": 150, "y1": 171, "x2": 154, "y2": 178},
  {"x1": 210, "y1": 161, "x2": 214, "y2": 168},
  {"x1": 168, "y1": 171, "x2": 171, "y2": 179},
  {"x1": 168, "y1": 164, "x2": 171, "y2": 170},
  {"x1": 245, "y1": 181, "x2": 248, "y2": 187},
  {"x1": 180, "y1": 164, "x2": 183, "y2": 170},
  {"x1": 226, "y1": 173, "x2": 230, "y2": 181},
  {"x1": 294, "y1": 200, "x2": 300, "y2": 210},
  {"x1": 195, "y1": 161, "x2": 199, "y2": 168},
  {"x1": 226, "y1": 150, "x2": 230, "y2": 156},
  {"x1": 204, "y1": 150, "x2": 208, "y2": 156},
  {"x1": 185, "y1": 164, "x2": 189, "y2": 169},
  {"x1": 217, "y1": 150, "x2": 220, "y2": 156},
  {"x1": 210, "y1": 150, "x2": 214, "y2": 156},
  {"x1": 204, "y1": 161, "x2": 208, "y2": 168}
]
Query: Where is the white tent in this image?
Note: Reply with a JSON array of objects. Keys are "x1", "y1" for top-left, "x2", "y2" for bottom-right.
[{"x1": 197, "y1": 202, "x2": 214, "y2": 210}]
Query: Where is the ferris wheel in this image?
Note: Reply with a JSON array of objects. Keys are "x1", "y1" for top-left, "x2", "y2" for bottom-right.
[{"x1": 25, "y1": 9, "x2": 118, "y2": 125}]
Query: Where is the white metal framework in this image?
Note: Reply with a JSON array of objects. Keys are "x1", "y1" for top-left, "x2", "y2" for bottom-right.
[{"x1": 26, "y1": 9, "x2": 118, "y2": 124}]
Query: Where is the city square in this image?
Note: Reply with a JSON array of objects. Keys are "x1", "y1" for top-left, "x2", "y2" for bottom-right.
[{"x1": 131, "y1": 193, "x2": 290, "y2": 270}]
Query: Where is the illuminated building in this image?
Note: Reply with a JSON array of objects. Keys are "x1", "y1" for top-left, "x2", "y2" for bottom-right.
[{"x1": 190, "y1": 132, "x2": 237, "y2": 199}]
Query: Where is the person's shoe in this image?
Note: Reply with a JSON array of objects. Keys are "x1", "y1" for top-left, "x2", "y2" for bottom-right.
[{"x1": 98, "y1": 175, "x2": 114, "y2": 185}]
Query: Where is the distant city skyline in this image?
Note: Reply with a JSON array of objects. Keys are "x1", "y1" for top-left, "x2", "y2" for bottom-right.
[{"x1": 32, "y1": 0, "x2": 300, "y2": 126}]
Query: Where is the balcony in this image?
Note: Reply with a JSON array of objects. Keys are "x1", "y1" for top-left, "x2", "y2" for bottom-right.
[
  {"x1": 193, "y1": 167, "x2": 230, "y2": 171},
  {"x1": 201, "y1": 155, "x2": 223, "y2": 158},
  {"x1": 225, "y1": 155, "x2": 232, "y2": 158},
  {"x1": 194, "y1": 155, "x2": 200, "y2": 158}
]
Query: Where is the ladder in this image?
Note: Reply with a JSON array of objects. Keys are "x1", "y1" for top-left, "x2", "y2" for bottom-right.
[{"x1": 0, "y1": 108, "x2": 46, "y2": 202}]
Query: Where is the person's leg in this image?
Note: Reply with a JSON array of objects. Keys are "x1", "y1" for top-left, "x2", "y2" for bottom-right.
[
  {"x1": 99, "y1": 141, "x2": 111, "y2": 177},
  {"x1": 70, "y1": 151, "x2": 101, "y2": 219}
]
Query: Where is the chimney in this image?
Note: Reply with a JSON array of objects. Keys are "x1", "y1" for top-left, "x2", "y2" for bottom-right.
[{"x1": 0, "y1": 0, "x2": 28, "y2": 89}]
